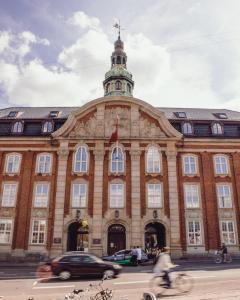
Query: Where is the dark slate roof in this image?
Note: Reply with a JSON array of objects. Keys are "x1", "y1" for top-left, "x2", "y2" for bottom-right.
[{"x1": 158, "y1": 107, "x2": 240, "y2": 121}]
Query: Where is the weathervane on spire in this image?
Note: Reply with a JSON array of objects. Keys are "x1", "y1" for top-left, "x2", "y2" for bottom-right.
[{"x1": 113, "y1": 20, "x2": 123, "y2": 39}]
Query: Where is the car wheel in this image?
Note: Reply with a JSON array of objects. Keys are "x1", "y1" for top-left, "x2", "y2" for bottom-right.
[
  {"x1": 59, "y1": 270, "x2": 71, "y2": 280},
  {"x1": 103, "y1": 269, "x2": 115, "y2": 279}
]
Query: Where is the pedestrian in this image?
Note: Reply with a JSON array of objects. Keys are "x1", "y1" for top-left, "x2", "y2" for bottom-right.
[
  {"x1": 220, "y1": 243, "x2": 228, "y2": 262},
  {"x1": 130, "y1": 246, "x2": 138, "y2": 266},
  {"x1": 136, "y1": 245, "x2": 142, "y2": 265}
]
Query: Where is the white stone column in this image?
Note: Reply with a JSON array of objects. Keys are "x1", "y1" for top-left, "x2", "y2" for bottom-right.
[
  {"x1": 51, "y1": 144, "x2": 69, "y2": 256},
  {"x1": 92, "y1": 142, "x2": 105, "y2": 256},
  {"x1": 166, "y1": 143, "x2": 182, "y2": 257},
  {"x1": 130, "y1": 142, "x2": 142, "y2": 247}
]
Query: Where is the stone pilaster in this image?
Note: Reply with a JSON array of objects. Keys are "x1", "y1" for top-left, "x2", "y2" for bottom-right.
[
  {"x1": 166, "y1": 143, "x2": 182, "y2": 257},
  {"x1": 130, "y1": 142, "x2": 142, "y2": 247},
  {"x1": 92, "y1": 142, "x2": 105, "y2": 256},
  {"x1": 51, "y1": 144, "x2": 69, "y2": 256}
]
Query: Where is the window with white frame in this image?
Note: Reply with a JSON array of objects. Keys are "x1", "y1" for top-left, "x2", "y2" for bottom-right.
[
  {"x1": 110, "y1": 183, "x2": 124, "y2": 208},
  {"x1": 212, "y1": 123, "x2": 223, "y2": 135},
  {"x1": 111, "y1": 147, "x2": 124, "y2": 173},
  {"x1": 182, "y1": 122, "x2": 193, "y2": 135},
  {"x1": 34, "y1": 183, "x2": 49, "y2": 207},
  {"x1": 221, "y1": 221, "x2": 236, "y2": 244},
  {"x1": 5, "y1": 154, "x2": 21, "y2": 174},
  {"x1": 183, "y1": 155, "x2": 197, "y2": 175},
  {"x1": 12, "y1": 121, "x2": 24, "y2": 133},
  {"x1": 0, "y1": 219, "x2": 12, "y2": 244},
  {"x1": 147, "y1": 146, "x2": 161, "y2": 173},
  {"x1": 74, "y1": 146, "x2": 88, "y2": 173},
  {"x1": 214, "y1": 155, "x2": 228, "y2": 175},
  {"x1": 36, "y1": 154, "x2": 52, "y2": 174},
  {"x1": 42, "y1": 121, "x2": 53, "y2": 133},
  {"x1": 72, "y1": 183, "x2": 87, "y2": 208},
  {"x1": 31, "y1": 220, "x2": 46, "y2": 244},
  {"x1": 184, "y1": 184, "x2": 200, "y2": 208},
  {"x1": 217, "y1": 185, "x2": 232, "y2": 208},
  {"x1": 187, "y1": 220, "x2": 202, "y2": 245},
  {"x1": 147, "y1": 183, "x2": 162, "y2": 208},
  {"x1": 1, "y1": 183, "x2": 17, "y2": 207}
]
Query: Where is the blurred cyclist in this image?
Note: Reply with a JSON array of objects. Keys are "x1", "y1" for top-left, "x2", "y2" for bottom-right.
[{"x1": 220, "y1": 243, "x2": 228, "y2": 263}]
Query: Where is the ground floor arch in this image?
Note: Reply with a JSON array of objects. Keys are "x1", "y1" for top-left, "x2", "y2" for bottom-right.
[
  {"x1": 145, "y1": 222, "x2": 166, "y2": 251},
  {"x1": 107, "y1": 224, "x2": 126, "y2": 255},
  {"x1": 67, "y1": 221, "x2": 89, "y2": 252}
]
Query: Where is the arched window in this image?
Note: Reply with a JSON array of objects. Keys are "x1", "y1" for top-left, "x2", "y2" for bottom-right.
[
  {"x1": 106, "y1": 83, "x2": 110, "y2": 94},
  {"x1": 36, "y1": 153, "x2": 52, "y2": 174},
  {"x1": 212, "y1": 123, "x2": 223, "y2": 135},
  {"x1": 12, "y1": 121, "x2": 23, "y2": 133},
  {"x1": 115, "y1": 81, "x2": 122, "y2": 90},
  {"x1": 182, "y1": 122, "x2": 193, "y2": 135},
  {"x1": 127, "y1": 83, "x2": 131, "y2": 93},
  {"x1": 147, "y1": 146, "x2": 161, "y2": 173},
  {"x1": 74, "y1": 146, "x2": 88, "y2": 173},
  {"x1": 42, "y1": 121, "x2": 53, "y2": 133},
  {"x1": 111, "y1": 147, "x2": 124, "y2": 173},
  {"x1": 112, "y1": 58, "x2": 115, "y2": 65},
  {"x1": 116, "y1": 56, "x2": 121, "y2": 64}
]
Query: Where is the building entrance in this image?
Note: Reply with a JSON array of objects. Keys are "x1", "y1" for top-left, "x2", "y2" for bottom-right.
[
  {"x1": 145, "y1": 222, "x2": 166, "y2": 252},
  {"x1": 107, "y1": 224, "x2": 126, "y2": 255},
  {"x1": 67, "y1": 221, "x2": 89, "y2": 252}
]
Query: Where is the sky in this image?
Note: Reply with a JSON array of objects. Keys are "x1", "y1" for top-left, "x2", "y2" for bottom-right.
[{"x1": 0, "y1": 0, "x2": 240, "y2": 110}]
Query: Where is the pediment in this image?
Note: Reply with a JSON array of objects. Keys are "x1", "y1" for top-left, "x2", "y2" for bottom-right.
[{"x1": 52, "y1": 96, "x2": 182, "y2": 140}]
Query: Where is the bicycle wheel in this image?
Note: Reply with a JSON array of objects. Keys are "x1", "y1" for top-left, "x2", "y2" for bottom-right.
[
  {"x1": 149, "y1": 276, "x2": 167, "y2": 296},
  {"x1": 175, "y1": 274, "x2": 193, "y2": 294},
  {"x1": 215, "y1": 255, "x2": 222, "y2": 264}
]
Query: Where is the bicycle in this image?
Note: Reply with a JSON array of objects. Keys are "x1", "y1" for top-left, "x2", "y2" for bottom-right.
[
  {"x1": 149, "y1": 272, "x2": 193, "y2": 296},
  {"x1": 214, "y1": 250, "x2": 232, "y2": 263}
]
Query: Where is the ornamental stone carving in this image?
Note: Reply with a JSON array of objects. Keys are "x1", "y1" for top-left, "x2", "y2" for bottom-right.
[
  {"x1": 71, "y1": 112, "x2": 98, "y2": 137},
  {"x1": 57, "y1": 148, "x2": 69, "y2": 159},
  {"x1": 139, "y1": 116, "x2": 166, "y2": 138},
  {"x1": 130, "y1": 149, "x2": 141, "y2": 160},
  {"x1": 0, "y1": 208, "x2": 13, "y2": 217},
  {"x1": 93, "y1": 149, "x2": 105, "y2": 161},
  {"x1": 32, "y1": 209, "x2": 47, "y2": 218},
  {"x1": 105, "y1": 107, "x2": 131, "y2": 138}
]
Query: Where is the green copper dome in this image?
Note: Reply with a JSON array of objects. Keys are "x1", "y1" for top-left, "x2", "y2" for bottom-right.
[{"x1": 105, "y1": 65, "x2": 133, "y2": 81}]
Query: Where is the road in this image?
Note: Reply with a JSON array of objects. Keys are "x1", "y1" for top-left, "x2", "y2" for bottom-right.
[{"x1": 0, "y1": 262, "x2": 240, "y2": 299}]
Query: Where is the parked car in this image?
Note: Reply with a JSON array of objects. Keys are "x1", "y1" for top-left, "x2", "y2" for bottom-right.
[
  {"x1": 102, "y1": 249, "x2": 149, "y2": 265},
  {"x1": 38, "y1": 252, "x2": 122, "y2": 280}
]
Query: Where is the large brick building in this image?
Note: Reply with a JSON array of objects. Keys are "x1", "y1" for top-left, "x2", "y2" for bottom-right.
[{"x1": 0, "y1": 34, "x2": 240, "y2": 259}]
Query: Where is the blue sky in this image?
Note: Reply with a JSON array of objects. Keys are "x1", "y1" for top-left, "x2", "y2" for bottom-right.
[{"x1": 0, "y1": 0, "x2": 240, "y2": 110}]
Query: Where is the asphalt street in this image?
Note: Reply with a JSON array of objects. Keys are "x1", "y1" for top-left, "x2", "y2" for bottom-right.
[{"x1": 0, "y1": 262, "x2": 240, "y2": 299}]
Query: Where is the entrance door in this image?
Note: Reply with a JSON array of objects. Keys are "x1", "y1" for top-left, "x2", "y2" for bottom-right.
[
  {"x1": 107, "y1": 224, "x2": 126, "y2": 255},
  {"x1": 145, "y1": 222, "x2": 166, "y2": 250},
  {"x1": 67, "y1": 222, "x2": 89, "y2": 251}
]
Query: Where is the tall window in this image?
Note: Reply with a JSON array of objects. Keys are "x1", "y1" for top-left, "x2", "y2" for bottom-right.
[
  {"x1": 221, "y1": 221, "x2": 235, "y2": 244},
  {"x1": 217, "y1": 185, "x2": 232, "y2": 208},
  {"x1": 147, "y1": 183, "x2": 162, "y2": 208},
  {"x1": 34, "y1": 183, "x2": 49, "y2": 208},
  {"x1": 212, "y1": 123, "x2": 223, "y2": 135},
  {"x1": 1, "y1": 183, "x2": 17, "y2": 207},
  {"x1": 111, "y1": 147, "x2": 124, "y2": 173},
  {"x1": 36, "y1": 154, "x2": 52, "y2": 174},
  {"x1": 74, "y1": 146, "x2": 88, "y2": 173},
  {"x1": 106, "y1": 83, "x2": 110, "y2": 93},
  {"x1": 110, "y1": 183, "x2": 124, "y2": 208},
  {"x1": 127, "y1": 83, "x2": 131, "y2": 93},
  {"x1": 12, "y1": 121, "x2": 23, "y2": 133},
  {"x1": 31, "y1": 220, "x2": 46, "y2": 244},
  {"x1": 184, "y1": 184, "x2": 200, "y2": 208},
  {"x1": 115, "y1": 80, "x2": 122, "y2": 90},
  {"x1": 183, "y1": 155, "x2": 197, "y2": 175},
  {"x1": 72, "y1": 183, "x2": 87, "y2": 208},
  {"x1": 187, "y1": 221, "x2": 202, "y2": 245},
  {"x1": 0, "y1": 219, "x2": 12, "y2": 244},
  {"x1": 42, "y1": 121, "x2": 53, "y2": 133},
  {"x1": 214, "y1": 155, "x2": 228, "y2": 175},
  {"x1": 182, "y1": 122, "x2": 193, "y2": 135},
  {"x1": 5, "y1": 154, "x2": 21, "y2": 174},
  {"x1": 147, "y1": 147, "x2": 160, "y2": 173}
]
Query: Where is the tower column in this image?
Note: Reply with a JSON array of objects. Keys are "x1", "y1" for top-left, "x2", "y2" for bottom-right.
[{"x1": 130, "y1": 142, "x2": 142, "y2": 247}]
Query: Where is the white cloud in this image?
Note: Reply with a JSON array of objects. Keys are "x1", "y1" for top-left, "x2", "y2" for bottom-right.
[
  {"x1": 0, "y1": 31, "x2": 11, "y2": 54},
  {"x1": 67, "y1": 11, "x2": 100, "y2": 30}
]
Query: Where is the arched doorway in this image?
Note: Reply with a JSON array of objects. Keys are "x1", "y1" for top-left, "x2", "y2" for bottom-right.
[
  {"x1": 67, "y1": 221, "x2": 89, "y2": 252},
  {"x1": 145, "y1": 222, "x2": 166, "y2": 251},
  {"x1": 107, "y1": 224, "x2": 126, "y2": 255}
]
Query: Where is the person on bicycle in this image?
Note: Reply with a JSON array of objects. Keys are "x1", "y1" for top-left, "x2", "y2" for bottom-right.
[
  {"x1": 220, "y1": 243, "x2": 228, "y2": 262},
  {"x1": 131, "y1": 246, "x2": 138, "y2": 265},
  {"x1": 153, "y1": 246, "x2": 174, "y2": 288}
]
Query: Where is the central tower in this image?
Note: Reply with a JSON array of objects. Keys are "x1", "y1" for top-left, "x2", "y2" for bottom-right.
[{"x1": 103, "y1": 31, "x2": 134, "y2": 97}]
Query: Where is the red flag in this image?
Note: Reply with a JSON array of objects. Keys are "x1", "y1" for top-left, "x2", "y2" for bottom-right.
[{"x1": 109, "y1": 115, "x2": 119, "y2": 144}]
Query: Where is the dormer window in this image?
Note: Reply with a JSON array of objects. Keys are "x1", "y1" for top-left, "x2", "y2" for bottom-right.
[
  {"x1": 49, "y1": 111, "x2": 59, "y2": 118},
  {"x1": 174, "y1": 112, "x2": 187, "y2": 118},
  {"x1": 182, "y1": 122, "x2": 193, "y2": 135},
  {"x1": 115, "y1": 81, "x2": 122, "y2": 90},
  {"x1": 42, "y1": 121, "x2": 53, "y2": 133},
  {"x1": 212, "y1": 123, "x2": 223, "y2": 135},
  {"x1": 8, "y1": 111, "x2": 18, "y2": 118},
  {"x1": 213, "y1": 113, "x2": 228, "y2": 119},
  {"x1": 12, "y1": 121, "x2": 24, "y2": 133}
]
